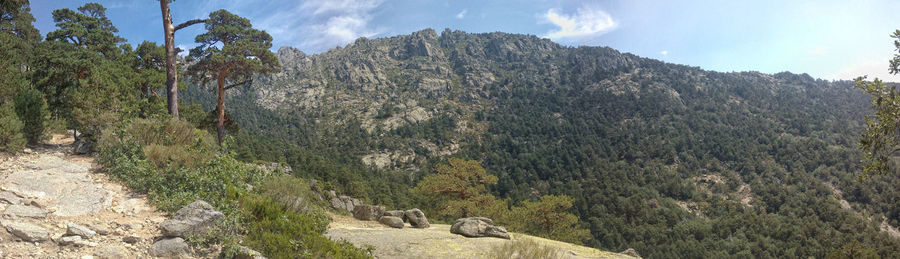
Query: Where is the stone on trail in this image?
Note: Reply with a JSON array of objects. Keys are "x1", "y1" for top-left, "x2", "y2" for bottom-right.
[
  {"x1": 57, "y1": 235, "x2": 83, "y2": 246},
  {"x1": 94, "y1": 246, "x2": 128, "y2": 259},
  {"x1": 379, "y1": 216, "x2": 405, "y2": 228},
  {"x1": 159, "y1": 200, "x2": 224, "y2": 237},
  {"x1": 149, "y1": 237, "x2": 190, "y2": 257},
  {"x1": 66, "y1": 223, "x2": 97, "y2": 239},
  {"x1": 2, "y1": 220, "x2": 50, "y2": 242},
  {"x1": 404, "y1": 208, "x2": 430, "y2": 228}
]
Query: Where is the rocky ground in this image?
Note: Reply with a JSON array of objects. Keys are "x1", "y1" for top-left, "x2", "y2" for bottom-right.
[
  {"x1": 0, "y1": 135, "x2": 189, "y2": 259},
  {"x1": 325, "y1": 213, "x2": 637, "y2": 259}
]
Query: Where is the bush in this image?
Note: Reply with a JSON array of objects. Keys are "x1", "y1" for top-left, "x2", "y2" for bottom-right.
[
  {"x1": 98, "y1": 118, "x2": 372, "y2": 258},
  {"x1": 13, "y1": 86, "x2": 48, "y2": 144},
  {"x1": 0, "y1": 103, "x2": 26, "y2": 152}
]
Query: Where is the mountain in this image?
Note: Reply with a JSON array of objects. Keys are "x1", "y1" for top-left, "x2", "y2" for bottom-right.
[{"x1": 182, "y1": 28, "x2": 900, "y2": 258}]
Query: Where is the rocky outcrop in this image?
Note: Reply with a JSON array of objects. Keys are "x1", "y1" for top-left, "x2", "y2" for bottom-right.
[
  {"x1": 405, "y1": 208, "x2": 430, "y2": 228},
  {"x1": 149, "y1": 237, "x2": 190, "y2": 257},
  {"x1": 330, "y1": 195, "x2": 363, "y2": 212},
  {"x1": 1, "y1": 204, "x2": 47, "y2": 218},
  {"x1": 352, "y1": 204, "x2": 386, "y2": 221},
  {"x1": 450, "y1": 217, "x2": 510, "y2": 239},
  {"x1": 379, "y1": 216, "x2": 404, "y2": 228},
  {"x1": 383, "y1": 210, "x2": 405, "y2": 219},
  {"x1": 159, "y1": 200, "x2": 224, "y2": 237},
  {"x1": 2, "y1": 220, "x2": 50, "y2": 242}
]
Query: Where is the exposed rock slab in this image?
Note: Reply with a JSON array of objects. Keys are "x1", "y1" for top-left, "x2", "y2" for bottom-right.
[
  {"x1": 2, "y1": 220, "x2": 49, "y2": 242},
  {"x1": 0, "y1": 154, "x2": 112, "y2": 217},
  {"x1": 1, "y1": 204, "x2": 47, "y2": 218}
]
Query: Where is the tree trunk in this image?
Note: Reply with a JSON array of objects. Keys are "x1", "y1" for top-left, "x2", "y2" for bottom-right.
[
  {"x1": 216, "y1": 72, "x2": 226, "y2": 145},
  {"x1": 160, "y1": 0, "x2": 178, "y2": 119}
]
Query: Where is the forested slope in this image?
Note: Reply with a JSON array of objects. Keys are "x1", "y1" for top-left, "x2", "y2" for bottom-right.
[{"x1": 183, "y1": 28, "x2": 900, "y2": 258}]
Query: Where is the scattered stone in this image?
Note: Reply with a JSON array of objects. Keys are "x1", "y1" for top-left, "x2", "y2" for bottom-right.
[
  {"x1": 352, "y1": 204, "x2": 385, "y2": 221},
  {"x1": 89, "y1": 224, "x2": 111, "y2": 235},
  {"x1": 0, "y1": 191, "x2": 22, "y2": 205},
  {"x1": 149, "y1": 237, "x2": 190, "y2": 257},
  {"x1": 94, "y1": 246, "x2": 128, "y2": 259},
  {"x1": 123, "y1": 235, "x2": 141, "y2": 244},
  {"x1": 621, "y1": 248, "x2": 641, "y2": 258},
  {"x1": 2, "y1": 220, "x2": 50, "y2": 242},
  {"x1": 66, "y1": 223, "x2": 97, "y2": 239},
  {"x1": 330, "y1": 195, "x2": 363, "y2": 212},
  {"x1": 1, "y1": 204, "x2": 48, "y2": 218},
  {"x1": 404, "y1": 208, "x2": 430, "y2": 228},
  {"x1": 450, "y1": 217, "x2": 510, "y2": 239},
  {"x1": 234, "y1": 245, "x2": 268, "y2": 259},
  {"x1": 383, "y1": 210, "x2": 406, "y2": 220},
  {"x1": 379, "y1": 216, "x2": 404, "y2": 228},
  {"x1": 24, "y1": 198, "x2": 48, "y2": 208},
  {"x1": 159, "y1": 200, "x2": 224, "y2": 237},
  {"x1": 57, "y1": 235, "x2": 83, "y2": 246}
]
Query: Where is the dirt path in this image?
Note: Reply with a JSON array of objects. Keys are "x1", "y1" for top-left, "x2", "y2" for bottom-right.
[
  {"x1": 325, "y1": 213, "x2": 636, "y2": 259},
  {"x1": 0, "y1": 135, "x2": 169, "y2": 259}
]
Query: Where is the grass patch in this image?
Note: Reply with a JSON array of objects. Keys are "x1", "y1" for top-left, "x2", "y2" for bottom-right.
[{"x1": 490, "y1": 238, "x2": 563, "y2": 259}]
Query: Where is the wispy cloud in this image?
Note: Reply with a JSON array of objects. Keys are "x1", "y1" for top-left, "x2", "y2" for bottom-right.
[
  {"x1": 456, "y1": 9, "x2": 467, "y2": 19},
  {"x1": 252, "y1": 0, "x2": 384, "y2": 53},
  {"x1": 661, "y1": 50, "x2": 668, "y2": 56},
  {"x1": 808, "y1": 46, "x2": 827, "y2": 55},
  {"x1": 541, "y1": 5, "x2": 617, "y2": 40}
]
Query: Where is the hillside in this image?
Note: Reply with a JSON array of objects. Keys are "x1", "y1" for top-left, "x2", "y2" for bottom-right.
[{"x1": 182, "y1": 28, "x2": 900, "y2": 257}]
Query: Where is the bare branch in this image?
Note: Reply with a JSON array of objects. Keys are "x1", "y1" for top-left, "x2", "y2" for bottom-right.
[
  {"x1": 174, "y1": 19, "x2": 206, "y2": 31},
  {"x1": 223, "y1": 79, "x2": 252, "y2": 90}
]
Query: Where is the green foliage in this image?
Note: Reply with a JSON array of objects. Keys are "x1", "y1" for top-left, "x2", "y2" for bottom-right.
[
  {"x1": 14, "y1": 86, "x2": 48, "y2": 144},
  {"x1": 45, "y1": 2, "x2": 123, "y2": 56},
  {"x1": 489, "y1": 238, "x2": 562, "y2": 259},
  {"x1": 855, "y1": 77, "x2": 900, "y2": 175},
  {"x1": 414, "y1": 158, "x2": 497, "y2": 201},
  {"x1": 509, "y1": 195, "x2": 592, "y2": 245},
  {"x1": 0, "y1": 0, "x2": 40, "y2": 41},
  {"x1": 826, "y1": 241, "x2": 880, "y2": 259},
  {"x1": 240, "y1": 193, "x2": 371, "y2": 259},
  {"x1": 186, "y1": 9, "x2": 279, "y2": 83},
  {"x1": 0, "y1": 103, "x2": 26, "y2": 152}
]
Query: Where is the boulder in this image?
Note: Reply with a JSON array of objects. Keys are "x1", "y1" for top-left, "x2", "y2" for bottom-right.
[
  {"x1": 450, "y1": 217, "x2": 510, "y2": 239},
  {"x1": 383, "y1": 210, "x2": 406, "y2": 220},
  {"x1": 352, "y1": 204, "x2": 385, "y2": 221},
  {"x1": 2, "y1": 220, "x2": 49, "y2": 242},
  {"x1": 379, "y1": 216, "x2": 404, "y2": 228},
  {"x1": 330, "y1": 195, "x2": 363, "y2": 212},
  {"x1": 234, "y1": 245, "x2": 268, "y2": 259},
  {"x1": 621, "y1": 248, "x2": 641, "y2": 258},
  {"x1": 159, "y1": 200, "x2": 224, "y2": 237},
  {"x1": 73, "y1": 138, "x2": 94, "y2": 154},
  {"x1": 405, "y1": 208, "x2": 430, "y2": 228},
  {"x1": 149, "y1": 237, "x2": 190, "y2": 257},
  {"x1": 66, "y1": 223, "x2": 97, "y2": 239}
]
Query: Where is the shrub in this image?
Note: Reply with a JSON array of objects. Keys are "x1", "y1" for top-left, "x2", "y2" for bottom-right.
[
  {"x1": 14, "y1": 86, "x2": 48, "y2": 144},
  {"x1": 0, "y1": 103, "x2": 26, "y2": 152}
]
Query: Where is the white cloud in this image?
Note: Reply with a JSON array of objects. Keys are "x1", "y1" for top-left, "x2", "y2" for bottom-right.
[
  {"x1": 542, "y1": 5, "x2": 617, "y2": 40},
  {"x1": 808, "y1": 46, "x2": 827, "y2": 55},
  {"x1": 255, "y1": 0, "x2": 384, "y2": 53},
  {"x1": 456, "y1": 9, "x2": 467, "y2": 19},
  {"x1": 831, "y1": 59, "x2": 900, "y2": 82},
  {"x1": 660, "y1": 50, "x2": 668, "y2": 56}
]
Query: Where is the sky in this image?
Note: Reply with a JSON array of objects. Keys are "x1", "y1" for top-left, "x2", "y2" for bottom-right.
[{"x1": 28, "y1": 0, "x2": 900, "y2": 82}]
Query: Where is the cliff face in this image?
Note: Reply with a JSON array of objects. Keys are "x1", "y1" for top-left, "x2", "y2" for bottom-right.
[{"x1": 242, "y1": 28, "x2": 858, "y2": 170}]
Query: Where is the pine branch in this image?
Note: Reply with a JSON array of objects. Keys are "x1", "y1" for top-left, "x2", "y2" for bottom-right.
[{"x1": 174, "y1": 19, "x2": 206, "y2": 31}]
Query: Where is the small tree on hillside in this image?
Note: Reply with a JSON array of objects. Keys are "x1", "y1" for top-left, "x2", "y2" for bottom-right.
[
  {"x1": 186, "y1": 9, "x2": 279, "y2": 144},
  {"x1": 857, "y1": 30, "x2": 900, "y2": 175}
]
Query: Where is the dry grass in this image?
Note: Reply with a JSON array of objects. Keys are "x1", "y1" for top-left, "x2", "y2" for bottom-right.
[{"x1": 490, "y1": 238, "x2": 563, "y2": 259}]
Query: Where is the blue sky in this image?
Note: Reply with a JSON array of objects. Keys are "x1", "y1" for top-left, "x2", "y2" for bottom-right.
[{"x1": 29, "y1": 0, "x2": 900, "y2": 82}]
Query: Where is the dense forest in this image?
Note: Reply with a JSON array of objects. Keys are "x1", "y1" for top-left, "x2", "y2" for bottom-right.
[{"x1": 183, "y1": 29, "x2": 900, "y2": 257}]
